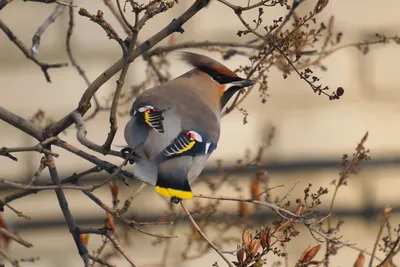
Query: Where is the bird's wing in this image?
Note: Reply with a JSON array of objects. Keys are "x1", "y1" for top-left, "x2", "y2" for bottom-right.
[
  {"x1": 133, "y1": 105, "x2": 165, "y2": 133},
  {"x1": 125, "y1": 81, "x2": 221, "y2": 199},
  {"x1": 153, "y1": 130, "x2": 216, "y2": 164}
]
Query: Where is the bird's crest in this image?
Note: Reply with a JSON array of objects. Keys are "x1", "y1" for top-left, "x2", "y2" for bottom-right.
[{"x1": 180, "y1": 52, "x2": 238, "y2": 79}]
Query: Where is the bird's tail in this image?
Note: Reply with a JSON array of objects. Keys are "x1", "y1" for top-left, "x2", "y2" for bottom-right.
[{"x1": 155, "y1": 173, "x2": 193, "y2": 200}]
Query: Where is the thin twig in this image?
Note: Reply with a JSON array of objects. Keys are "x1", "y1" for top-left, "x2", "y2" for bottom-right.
[
  {"x1": 1, "y1": 166, "x2": 103, "y2": 208},
  {"x1": 31, "y1": 4, "x2": 65, "y2": 54},
  {"x1": 181, "y1": 201, "x2": 235, "y2": 267},
  {"x1": 47, "y1": 0, "x2": 211, "y2": 137},
  {"x1": 0, "y1": 19, "x2": 68, "y2": 82},
  {"x1": 118, "y1": 183, "x2": 147, "y2": 215},
  {"x1": 377, "y1": 237, "x2": 400, "y2": 267},
  {"x1": 0, "y1": 247, "x2": 19, "y2": 267},
  {"x1": 369, "y1": 210, "x2": 391, "y2": 267},
  {"x1": 0, "y1": 227, "x2": 33, "y2": 248},
  {"x1": 89, "y1": 254, "x2": 116, "y2": 267},
  {"x1": 71, "y1": 111, "x2": 138, "y2": 163},
  {"x1": 55, "y1": 139, "x2": 132, "y2": 184},
  {"x1": 26, "y1": 157, "x2": 47, "y2": 185},
  {"x1": 193, "y1": 194, "x2": 297, "y2": 218},
  {"x1": 104, "y1": 0, "x2": 131, "y2": 34},
  {"x1": 91, "y1": 236, "x2": 110, "y2": 267},
  {"x1": 66, "y1": 3, "x2": 102, "y2": 121},
  {"x1": 0, "y1": 197, "x2": 30, "y2": 219},
  {"x1": 108, "y1": 234, "x2": 137, "y2": 267},
  {"x1": 46, "y1": 154, "x2": 90, "y2": 267}
]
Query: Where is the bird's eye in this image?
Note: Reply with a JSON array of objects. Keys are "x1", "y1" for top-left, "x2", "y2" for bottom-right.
[{"x1": 213, "y1": 75, "x2": 223, "y2": 82}]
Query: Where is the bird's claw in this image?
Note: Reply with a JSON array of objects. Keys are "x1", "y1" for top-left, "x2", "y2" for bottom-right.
[
  {"x1": 170, "y1": 197, "x2": 181, "y2": 204},
  {"x1": 120, "y1": 147, "x2": 139, "y2": 164}
]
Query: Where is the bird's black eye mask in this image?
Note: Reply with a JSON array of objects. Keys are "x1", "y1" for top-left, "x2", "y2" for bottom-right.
[{"x1": 198, "y1": 66, "x2": 242, "y2": 84}]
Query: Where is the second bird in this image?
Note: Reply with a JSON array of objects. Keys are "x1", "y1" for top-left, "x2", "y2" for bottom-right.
[{"x1": 124, "y1": 52, "x2": 254, "y2": 202}]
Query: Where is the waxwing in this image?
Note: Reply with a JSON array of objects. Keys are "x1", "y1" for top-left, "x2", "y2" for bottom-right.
[{"x1": 123, "y1": 52, "x2": 254, "y2": 202}]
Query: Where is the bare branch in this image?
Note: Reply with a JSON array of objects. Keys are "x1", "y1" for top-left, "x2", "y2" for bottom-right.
[
  {"x1": 0, "y1": 19, "x2": 68, "y2": 82},
  {"x1": 0, "y1": 197, "x2": 30, "y2": 219},
  {"x1": 46, "y1": 0, "x2": 211, "y2": 137},
  {"x1": 46, "y1": 154, "x2": 90, "y2": 266},
  {"x1": 0, "y1": 227, "x2": 33, "y2": 248},
  {"x1": 0, "y1": 106, "x2": 44, "y2": 141},
  {"x1": 89, "y1": 254, "x2": 116, "y2": 267},
  {"x1": 108, "y1": 234, "x2": 137, "y2": 267},
  {"x1": 71, "y1": 111, "x2": 138, "y2": 162},
  {"x1": 181, "y1": 201, "x2": 235, "y2": 267},
  {"x1": 31, "y1": 4, "x2": 65, "y2": 54}
]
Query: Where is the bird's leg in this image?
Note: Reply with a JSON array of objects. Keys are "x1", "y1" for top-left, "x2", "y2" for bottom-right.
[{"x1": 170, "y1": 197, "x2": 181, "y2": 204}]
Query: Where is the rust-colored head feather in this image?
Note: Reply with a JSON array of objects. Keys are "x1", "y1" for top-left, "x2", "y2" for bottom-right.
[{"x1": 180, "y1": 52, "x2": 239, "y2": 78}]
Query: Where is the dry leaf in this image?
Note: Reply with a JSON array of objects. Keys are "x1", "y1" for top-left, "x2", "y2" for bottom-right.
[
  {"x1": 109, "y1": 181, "x2": 119, "y2": 203},
  {"x1": 300, "y1": 245, "x2": 321, "y2": 263},
  {"x1": 250, "y1": 175, "x2": 261, "y2": 201},
  {"x1": 354, "y1": 252, "x2": 365, "y2": 267},
  {"x1": 107, "y1": 213, "x2": 115, "y2": 231},
  {"x1": 0, "y1": 215, "x2": 9, "y2": 246},
  {"x1": 80, "y1": 234, "x2": 89, "y2": 247}
]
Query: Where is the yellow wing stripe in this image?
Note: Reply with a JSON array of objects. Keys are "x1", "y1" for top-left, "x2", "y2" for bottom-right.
[
  {"x1": 178, "y1": 141, "x2": 195, "y2": 153},
  {"x1": 155, "y1": 186, "x2": 193, "y2": 199},
  {"x1": 144, "y1": 111, "x2": 151, "y2": 126}
]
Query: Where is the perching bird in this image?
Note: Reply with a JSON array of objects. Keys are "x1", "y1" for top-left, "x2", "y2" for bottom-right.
[{"x1": 123, "y1": 52, "x2": 254, "y2": 202}]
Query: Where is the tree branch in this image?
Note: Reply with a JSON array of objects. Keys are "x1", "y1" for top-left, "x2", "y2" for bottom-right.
[
  {"x1": 181, "y1": 201, "x2": 235, "y2": 267},
  {"x1": 46, "y1": 0, "x2": 211, "y2": 137},
  {"x1": 0, "y1": 106, "x2": 44, "y2": 141},
  {"x1": 0, "y1": 227, "x2": 33, "y2": 248},
  {"x1": 46, "y1": 154, "x2": 90, "y2": 266},
  {"x1": 0, "y1": 19, "x2": 68, "y2": 82}
]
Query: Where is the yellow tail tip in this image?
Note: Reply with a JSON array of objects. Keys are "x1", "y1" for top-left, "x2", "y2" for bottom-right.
[{"x1": 155, "y1": 186, "x2": 193, "y2": 199}]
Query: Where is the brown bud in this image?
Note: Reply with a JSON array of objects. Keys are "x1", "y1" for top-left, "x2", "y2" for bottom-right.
[
  {"x1": 237, "y1": 245, "x2": 245, "y2": 263},
  {"x1": 260, "y1": 227, "x2": 271, "y2": 249},
  {"x1": 354, "y1": 252, "x2": 365, "y2": 267},
  {"x1": 109, "y1": 181, "x2": 119, "y2": 203},
  {"x1": 295, "y1": 203, "x2": 303, "y2": 217},
  {"x1": 97, "y1": 10, "x2": 104, "y2": 18},
  {"x1": 78, "y1": 8, "x2": 89, "y2": 17},
  {"x1": 242, "y1": 229, "x2": 250, "y2": 247},
  {"x1": 0, "y1": 215, "x2": 9, "y2": 245},
  {"x1": 314, "y1": 0, "x2": 329, "y2": 14},
  {"x1": 336, "y1": 87, "x2": 345, "y2": 97},
  {"x1": 239, "y1": 201, "x2": 250, "y2": 217},
  {"x1": 249, "y1": 240, "x2": 261, "y2": 255},
  {"x1": 107, "y1": 213, "x2": 115, "y2": 231},
  {"x1": 383, "y1": 206, "x2": 392, "y2": 217},
  {"x1": 299, "y1": 247, "x2": 312, "y2": 263},
  {"x1": 300, "y1": 245, "x2": 321, "y2": 263},
  {"x1": 250, "y1": 175, "x2": 261, "y2": 201},
  {"x1": 80, "y1": 234, "x2": 89, "y2": 247},
  {"x1": 328, "y1": 16, "x2": 335, "y2": 35}
]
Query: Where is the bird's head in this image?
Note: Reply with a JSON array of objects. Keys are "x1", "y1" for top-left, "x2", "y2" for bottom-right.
[{"x1": 181, "y1": 52, "x2": 255, "y2": 110}]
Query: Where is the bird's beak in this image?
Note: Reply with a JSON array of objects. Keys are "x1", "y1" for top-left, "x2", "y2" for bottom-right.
[{"x1": 230, "y1": 78, "x2": 255, "y2": 89}]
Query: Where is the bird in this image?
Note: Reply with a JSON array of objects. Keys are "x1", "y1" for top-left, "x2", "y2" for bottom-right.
[{"x1": 123, "y1": 52, "x2": 254, "y2": 203}]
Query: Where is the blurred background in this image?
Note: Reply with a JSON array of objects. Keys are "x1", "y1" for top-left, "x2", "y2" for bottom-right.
[{"x1": 0, "y1": 0, "x2": 400, "y2": 266}]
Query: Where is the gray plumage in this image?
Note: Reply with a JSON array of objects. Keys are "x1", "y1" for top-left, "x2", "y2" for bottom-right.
[
  {"x1": 125, "y1": 70, "x2": 220, "y2": 187},
  {"x1": 124, "y1": 52, "x2": 254, "y2": 199}
]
